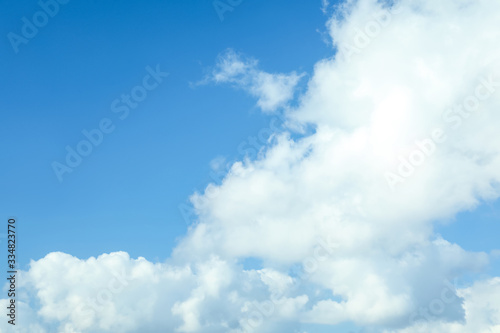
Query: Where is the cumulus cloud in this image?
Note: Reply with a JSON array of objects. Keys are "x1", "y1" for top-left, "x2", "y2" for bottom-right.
[{"x1": 3, "y1": 0, "x2": 500, "y2": 332}]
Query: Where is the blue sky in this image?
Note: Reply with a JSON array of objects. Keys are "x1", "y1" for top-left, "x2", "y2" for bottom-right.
[
  {"x1": 1, "y1": 0, "x2": 329, "y2": 265},
  {"x1": 2, "y1": 0, "x2": 500, "y2": 332}
]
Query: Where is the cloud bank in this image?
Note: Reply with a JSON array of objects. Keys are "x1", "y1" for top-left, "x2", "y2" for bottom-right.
[{"x1": 4, "y1": 0, "x2": 500, "y2": 332}]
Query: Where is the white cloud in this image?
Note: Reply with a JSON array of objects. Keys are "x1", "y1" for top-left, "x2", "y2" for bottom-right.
[
  {"x1": 386, "y1": 277, "x2": 500, "y2": 333},
  {"x1": 321, "y1": 0, "x2": 331, "y2": 14},
  {"x1": 4, "y1": 0, "x2": 500, "y2": 332},
  {"x1": 203, "y1": 49, "x2": 304, "y2": 112}
]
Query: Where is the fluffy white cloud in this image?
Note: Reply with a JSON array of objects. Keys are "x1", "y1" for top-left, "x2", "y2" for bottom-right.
[
  {"x1": 3, "y1": 0, "x2": 500, "y2": 332},
  {"x1": 202, "y1": 49, "x2": 304, "y2": 112}
]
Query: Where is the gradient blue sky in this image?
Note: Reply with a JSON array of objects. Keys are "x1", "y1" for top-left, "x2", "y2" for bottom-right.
[
  {"x1": 1, "y1": 0, "x2": 332, "y2": 266},
  {"x1": 1, "y1": 1, "x2": 500, "y2": 332}
]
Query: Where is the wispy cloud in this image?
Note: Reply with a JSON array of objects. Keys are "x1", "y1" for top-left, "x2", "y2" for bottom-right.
[{"x1": 200, "y1": 49, "x2": 304, "y2": 113}]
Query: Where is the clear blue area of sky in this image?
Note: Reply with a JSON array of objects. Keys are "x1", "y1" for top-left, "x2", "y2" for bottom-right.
[{"x1": 0, "y1": 0, "x2": 498, "y2": 295}]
